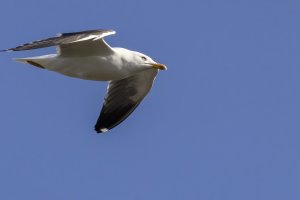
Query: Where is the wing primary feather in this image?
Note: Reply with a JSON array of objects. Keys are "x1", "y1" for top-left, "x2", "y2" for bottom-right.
[
  {"x1": 94, "y1": 69, "x2": 158, "y2": 133},
  {"x1": 2, "y1": 29, "x2": 115, "y2": 52}
]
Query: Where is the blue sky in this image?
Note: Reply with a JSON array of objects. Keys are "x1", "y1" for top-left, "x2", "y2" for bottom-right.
[{"x1": 0, "y1": 0, "x2": 300, "y2": 199}]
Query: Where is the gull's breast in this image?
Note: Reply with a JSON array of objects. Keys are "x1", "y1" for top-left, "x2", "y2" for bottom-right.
[{"x1": 36, "y1": 55, "x2": 132, "y2": 81}]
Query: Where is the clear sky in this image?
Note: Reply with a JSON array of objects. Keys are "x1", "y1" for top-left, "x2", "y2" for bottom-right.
[{"x1": 0, "y1": 0, "x2": 299, "y2": 199}]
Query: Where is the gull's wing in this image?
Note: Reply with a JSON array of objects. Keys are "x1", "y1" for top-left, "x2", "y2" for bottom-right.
[
  {"x1": 1, "y1": 29, "x2": 116, "y2": 55},
  {"x1": 95, "y1": 69, "x2": 158, "y2": 133}
]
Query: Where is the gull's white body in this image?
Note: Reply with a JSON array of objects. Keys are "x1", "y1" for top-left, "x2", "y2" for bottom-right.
[{"x1": 17, "y1": 48, "x2": 151, "y2": 81}]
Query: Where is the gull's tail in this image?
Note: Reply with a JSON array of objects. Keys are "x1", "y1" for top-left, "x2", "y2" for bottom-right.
[
  {"x1": 14, "y1": 55, "x2": 56, "y2": 69},
  {"x1": 14, "y1": 57, "x2": 45, "y2": 69}
]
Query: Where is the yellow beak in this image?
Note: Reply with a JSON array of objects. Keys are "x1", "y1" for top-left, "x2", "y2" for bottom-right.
[{"x1": 151, "y1": 63, "x2": 167, "y2": 70}]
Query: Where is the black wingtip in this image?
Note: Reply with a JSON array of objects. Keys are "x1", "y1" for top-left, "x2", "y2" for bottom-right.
[
  {"x1": 94, "y1": 126, "x2": 110, "y2": 134},
  {"x1": 1, "y1": 48, "x2": 14, "y2": 52}
]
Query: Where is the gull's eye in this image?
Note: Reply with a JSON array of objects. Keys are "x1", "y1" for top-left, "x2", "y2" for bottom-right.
[{"x1": 141, "y1": 56, "x2": 147, "y2": 61}]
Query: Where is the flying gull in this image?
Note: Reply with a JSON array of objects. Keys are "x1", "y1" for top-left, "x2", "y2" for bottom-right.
[{"x1": 2, "y1": 29, "x2": 167, "y2": 133}]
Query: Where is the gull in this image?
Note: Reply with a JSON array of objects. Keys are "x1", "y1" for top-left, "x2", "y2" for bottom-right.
[{"x1": 2, "y1": 29, "x2": 167, "y2": 133}]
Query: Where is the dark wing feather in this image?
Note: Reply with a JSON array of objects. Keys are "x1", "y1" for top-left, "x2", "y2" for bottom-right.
[
  {"x1": 2, "y1": 29, "x2": 115, "y2": 51},
  {"x1": 95, "y1": 69, "x2": 158, "y2": 133}
]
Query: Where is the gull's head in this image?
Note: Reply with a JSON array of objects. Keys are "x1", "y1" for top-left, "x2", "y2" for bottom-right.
[{"x1": 129, "y1": 51, "x2": 167, "y2": 71}]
